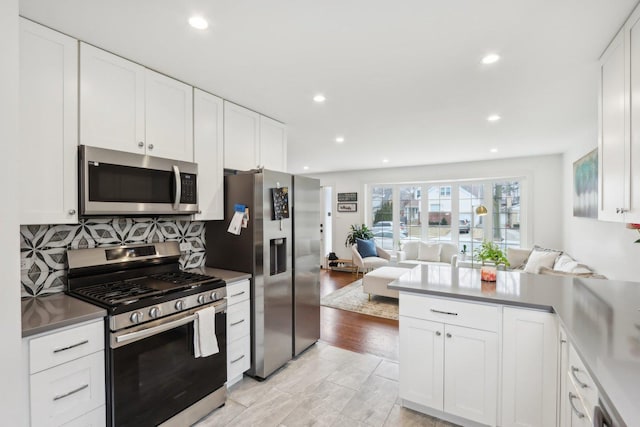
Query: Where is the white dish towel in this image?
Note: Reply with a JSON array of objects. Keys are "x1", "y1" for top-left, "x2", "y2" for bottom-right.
[{"x1": 193, "y1": 306, "x2": 220, "y2": 358}]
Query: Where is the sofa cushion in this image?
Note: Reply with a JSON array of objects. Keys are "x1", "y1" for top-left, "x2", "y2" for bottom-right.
[
  {"x1": 539, "y1": 266, "x2": 594, "y2": 278},
  {"x1": 523, "y1": 248, "x2": 561, "y2": 273},
  {"x1": 507, "y1": 247, "x2": 531, "y2": 269},
  {"x1": 553, "y1": 253, "x2": 578, "y2": 273},
  {"x1": 418, "y1": 242, "x2": 441, "y2": 262},
  {"x1": 356, "y1": 238, "x2": 377, "y2": 258}
]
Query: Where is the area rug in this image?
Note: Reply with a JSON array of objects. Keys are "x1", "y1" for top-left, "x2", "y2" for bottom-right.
[{"x1": 321, "y1": 279, "x2": 399, "y2": 320}]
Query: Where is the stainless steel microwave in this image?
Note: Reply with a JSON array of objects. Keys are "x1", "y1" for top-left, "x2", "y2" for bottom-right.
[{"x1": 79, "y1": 145, "x2": 198, "y2": 216}]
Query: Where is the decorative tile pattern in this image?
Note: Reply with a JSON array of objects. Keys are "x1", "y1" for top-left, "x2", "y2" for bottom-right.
[{"x1": 20, "y1": 218, "x2": 207, "y2": 297}]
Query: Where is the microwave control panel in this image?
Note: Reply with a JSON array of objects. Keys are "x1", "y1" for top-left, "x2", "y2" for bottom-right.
[{"x1": 180, "y1": 173, "x2": 197, "y2": 204}]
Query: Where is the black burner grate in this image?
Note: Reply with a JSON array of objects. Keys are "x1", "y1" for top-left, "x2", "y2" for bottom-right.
[
  {"x1": 149, "y1": 271, "x2": 214, "y2": 286},
  {"x1": 74, "y1": 281, "x2": 162, "y2": 305}
]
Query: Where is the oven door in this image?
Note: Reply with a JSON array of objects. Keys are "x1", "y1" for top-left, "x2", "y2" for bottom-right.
[{"x1": 107, "y1": 302, "x2": 226, "y2": 427}]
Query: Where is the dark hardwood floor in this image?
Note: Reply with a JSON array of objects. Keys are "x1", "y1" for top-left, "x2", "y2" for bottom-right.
[{"x1": 319, "y1": 269, "x2": 399, "y2": 361}]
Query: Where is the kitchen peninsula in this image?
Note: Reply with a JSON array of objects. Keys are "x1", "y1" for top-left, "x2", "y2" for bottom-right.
[{"x1": 389, "y1": 265, "x2": 640, "y2": 427}]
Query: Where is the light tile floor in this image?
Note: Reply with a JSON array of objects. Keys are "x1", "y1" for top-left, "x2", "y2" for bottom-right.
[{"x1": 196, "y1": 342, "x2": 459, "y2": 427}]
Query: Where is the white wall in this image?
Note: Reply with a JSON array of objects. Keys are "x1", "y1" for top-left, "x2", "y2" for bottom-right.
[
  {"x1": 563, "y1": 144, "x2": 640, "y2": 281},
  {"x1": 0, "y1": 0, "x2": 24, "y2": 424},
  {"x1": 310, "y1": 154, "x2": 563, "y2": 260}
]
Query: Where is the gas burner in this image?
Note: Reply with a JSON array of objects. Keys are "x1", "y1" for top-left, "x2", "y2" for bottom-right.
[
  {"x1": 150, "y1": 271, "x2": 214, "y2": 286},
  {"x1": 74, "y1": 281, "x2": 163, "y2": 305}
]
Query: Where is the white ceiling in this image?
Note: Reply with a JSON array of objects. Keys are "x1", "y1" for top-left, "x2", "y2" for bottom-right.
[{"x1": 19, "y1": 0, "x2": 638, "y2": 174}]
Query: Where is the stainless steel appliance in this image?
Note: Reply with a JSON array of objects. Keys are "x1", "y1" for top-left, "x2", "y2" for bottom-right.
[
  {"x1": 206, "y1": 170, "x2": 320, "y2": 379},
  {"x1": 66, "y1": 242, "x2": 226, "y2": 427},
  {"x1": 79, "y1": 145, "x2": 199, "y2": 216},
  {"x1": 292, "y1": 175, "x2": 321, "y2": 356}
]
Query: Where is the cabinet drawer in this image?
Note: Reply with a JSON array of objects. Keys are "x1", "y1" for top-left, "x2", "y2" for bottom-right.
[
  {"x1": 226, "y1": 279, "x2": 250, "y2": 306},
  {"x1": 227, "y1": 336, "x2": 251, "y2": 382},
  {"x1": 399, "y1": 293, "x2": 499, "y2": 332},
  {"x1": 568, "y1": 344, "x2": 597, "y2": 407},
  {"x1": 61, "y1": 405, "x2": 105, "y2": 427},
  {"x1": 30, "y1": 320, "x2": 104, "y2": 374},
  {"x1": 227, "y1": 300, "x2": 251, "y2": 342},
  {"x1": 566, "y1": 370, "x2": 594, "y2": 425},
  {"x1": 30, "y1": 351, "x2": 105, "y2": 427}
]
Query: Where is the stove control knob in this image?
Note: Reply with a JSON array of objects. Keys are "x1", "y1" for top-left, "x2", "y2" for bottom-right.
[
  {"x1": 210, "y1": 291, "x2": 217, "y2": 301},
  {"x1": 197, "y1": 295, "x2": 206, "y2": 305},
  {"x1": 149, "y1": 307, "x2": 161, "y2": 319},
  {"x1": 130, "y1": 311, "x2": 143, "y2": 324},
  {"x1": 175, "y1": 300, "x2": 185, "y2": 311}
]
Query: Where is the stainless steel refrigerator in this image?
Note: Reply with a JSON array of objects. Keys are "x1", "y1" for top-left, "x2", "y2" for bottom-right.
[{"x1": 205, "y1": 170, "x2": 320, "y2": 379}]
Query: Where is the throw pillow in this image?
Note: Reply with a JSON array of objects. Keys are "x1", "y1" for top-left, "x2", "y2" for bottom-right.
[
  {"x1": 553, "y1": 253, "x2": 578, "y2": 273},
  {"x1": 356, "y1": 238, "x2": 377, "y2": 258},
  {"x1": 417, "y1": 242, "x2": 441, "y2": 262},
  {"x1": 506, "y1": 248, "x2": 532, "y2": 269},
  {"x1": 523, "y1": 248, "x2": 561, "y2": 273}
]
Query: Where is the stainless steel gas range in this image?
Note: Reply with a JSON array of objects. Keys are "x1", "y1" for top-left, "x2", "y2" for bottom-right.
[{"x1": 66, "y1": 242, "x2": 227, "y2": 427}]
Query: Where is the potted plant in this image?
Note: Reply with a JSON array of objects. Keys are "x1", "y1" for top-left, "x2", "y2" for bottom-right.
[
  {"x1": 344, "y1": 224, "x2": 374, "y2": 247},
  {"x1": 460, "y1": 244, "x2": 468, "y2": 261},
  {"x1": 474, "y1": 241, "x2": 510, "y2": 282}
]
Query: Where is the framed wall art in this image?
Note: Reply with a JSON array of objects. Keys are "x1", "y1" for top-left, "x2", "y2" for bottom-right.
[{"x1": 337, "y1": 202, "x2": 357, "y2": 212}]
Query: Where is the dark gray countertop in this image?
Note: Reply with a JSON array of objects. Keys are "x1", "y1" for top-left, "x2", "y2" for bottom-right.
[
  {"x1": 21, "y1": 293, "x2": 106, "y2": 338},
  {"x1": 188, "y1": 266, "x2": 251, "y2": 284},
  {"x1": 389, "y1": 265, "x2": 640, "y2": 427}
]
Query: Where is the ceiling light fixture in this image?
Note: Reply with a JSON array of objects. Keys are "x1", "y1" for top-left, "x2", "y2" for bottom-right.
[
  {"x1": 382, "y1": 159, "x2": 389, "y2": 163},
  {"x1": 188, "y1": 16, "x2": 209, "y2": 30},
  {"x1": 487, "y1": 114, "x2": 501, "y2": 122},
  {"x1": 313, "y1": 94, "x2": 326, "y2": 103},
  {"x1": 481, "y1": 53, "x2": 500, "y2": 65},
  {"x1": 303, "y1": 166, "x2": 309, "y2": 170},
  {"x1": 335, "y1": 136, "x2": 345, "y2": 143},
  {"x1": 490, "y1": 148, "x2": 498, "y2": 153}
]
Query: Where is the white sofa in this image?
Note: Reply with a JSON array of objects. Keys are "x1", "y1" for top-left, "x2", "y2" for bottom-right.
[
  {"x1": 506, "y1": 246, "x2": 604, "y2": 278},
  {"x1": 397, "y1": 241, "x2": 459, "y2": 268}
]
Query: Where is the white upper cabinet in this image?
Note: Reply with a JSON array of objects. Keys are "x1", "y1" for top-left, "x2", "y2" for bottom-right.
[
  {"x1": 260, "y1": 116, "x2": 287, "y2": 172},
  {"x1": 224, "y1": 101, "x2": 287, "y2": 172},
  {"x1": 194, "y1": 89, "x2": 224, "y2": 221},
  {"x1": 80, "y1": 42, "x2": 145, "y2": 155},
  {"x1": 80, "y1": 43, "x2": 193, "y2": 161},
  {"x1": 224, "y1": 101, "x2": 260, "y2": 171},
  {"x1": 19, "y1": 19, "x2": 78, "y2": 225},
  {"x1": 144, "y1": 69, "x2": 193, "y2": 162},
  {"x1": 599, "y1": 3, "x2": 640, "y2": 223}
]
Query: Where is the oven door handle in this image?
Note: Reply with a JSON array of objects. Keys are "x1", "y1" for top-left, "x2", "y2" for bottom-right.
[
  {"x1": 116, "y1": 313, "x2": 197, "y2": 345},
  {"x1": 173, "y1": 165, "x2": 181, "y2": 210}
]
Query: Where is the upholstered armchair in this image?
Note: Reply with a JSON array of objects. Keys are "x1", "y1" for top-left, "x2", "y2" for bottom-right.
[{"x1": 350, "y1": 243, "x2": 391, "y2": 277}]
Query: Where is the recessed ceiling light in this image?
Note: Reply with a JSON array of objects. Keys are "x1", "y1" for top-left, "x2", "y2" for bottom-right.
[
  {"x1": 313, "y1": 94, "x2": 326, "y2": 103},
  {"x1": 481, "y1": 53, "x2": 500, "y2": 65},
  {"x1": 490, "y1": 148, "x2": 498, "y2": 153},
  {"x1": 487, "y1": 114, "x2": 501, "y2": 122},
  {"x1": 303, "y1": 166, "x2": 309, "y2": 170},
  {"x1": 382, "y1": 159, "x2": 389, "y2": 163},
  {"x1": 188, "y1": 16, "x2": 209, "y2": 30},
  {"x1": 335, "y1": 136, "x2": 345, "y2": 143}
]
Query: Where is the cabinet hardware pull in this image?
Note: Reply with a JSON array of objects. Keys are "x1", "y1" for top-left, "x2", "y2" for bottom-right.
[
  {"x1": 446, "y1": 333, "x2": 452, "y2": 338},
  {"x1": 53, "y1": 340, "x2": 89, "y2": 353},
  {"x1": 68, "y1": 209, "x2": 76, "y2": 215},
  {"x1": 560, "y1": 339, "x2": 567, "y2": 343},
  {"x1": 148, "y1": 143, "x2": 154, "y2": 150},
  {"x1": 435, "y1": 331, "x2": 441, "y2": 336},
  {"x1": 53, "y1": 384, "x2": 89, "y2": 401},
  {"x1": 230, "y1": 319, "x2": 245, "y2": 326},
  {"x1": 231, "y1": 354, "x2": 245, "y2": 364},
  {"x1": 230, "y1": 291, "x2": 246, "y2": 297},
  {"x1": 430, "y1": 309, "x2": 458, "y2": 316},
  {"x1": 570, "y1": 366, "x2": 589, "y2": 389},
  {"x1": 138, "y1": 141, "x2": 144, "y2": 147},
  {"x1": 568, "y1": 392, "x2": 585, "y2": 419}
]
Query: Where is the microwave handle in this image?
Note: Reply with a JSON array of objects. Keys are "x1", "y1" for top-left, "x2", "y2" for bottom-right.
[{"x1": 173, "y1": 165, "x2": 181, "y2": 210}]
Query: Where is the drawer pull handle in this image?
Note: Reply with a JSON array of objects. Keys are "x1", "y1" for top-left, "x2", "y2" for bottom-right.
[
  {"x1": 53, "y1": 384, "x2": 89, "y2": 401},
  {"x1": 53, "y1": 340, "x2": 89, "y2": 354},
  {"x1": 570, "y1": 366, "x2": 589, "y2": 389},
  {"x1": 230, "y1": 319, "x2": 246, "y2": 326},
  {"x1": 230, "y1": 291, "x2": 246, "y2": 298},
  {"x1": 231, "y1": 354, "x2": 245, "y2": 364},
  {"x1": 435, "y1": 331, "x2": 441, "y2": 336},
  {"x1": 446, "y1": 333, "x2": 452, "y2": 338},
  {"x1": 568, "y1": 392, "x2": 585, "y2": 419},
  {"x1": 430, "y1": 309, "x2": 458, "y2": 316}
]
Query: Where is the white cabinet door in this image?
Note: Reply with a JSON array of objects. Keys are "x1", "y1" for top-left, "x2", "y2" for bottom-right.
[
  {"x1": 224, "y1": 101, "x2": 260, "y2": 171},
  {"x1": 599, "y1": 29, "x2": 627, "y2": 222},
  {"x1": 502, "y1": 307, "x2": 558, "y2": 427},
  {"x1": 19, "y1": 19, "x2": 78, "y2": 225},
  {"x1": 259, "y1": 115, "x2": 287, "y2": 172},
  {"x1": 399, "y1": 316, "x2": 444, "y2": 410},
  {"x1": 80, "y1": 43, "x2": 145, "y2": 154},
  {"x1": 559, "y1": 327, "x2": 570, "y2": 427},
  {"x1": 627, "y1": 9, "x2": 640, "y2": 223},
  {"x1": 145, "y1": 69, "x2": 193, "y2": 161},
  {"x1": 443, "y1": 324, "x2": 497, "y2": 426},
  {"x1": 194, "y1": 89, "x2": 224, "y2": 220}
]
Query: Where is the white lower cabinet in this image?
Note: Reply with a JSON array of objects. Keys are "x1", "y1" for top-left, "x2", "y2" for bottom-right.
[
  {"x1": 24, "y1": 318, "x2": 105, "y2": 427},
  {"x1": 501, "y1": 307, "x2": 558, "y2": 427},
  {"x1": 399, "y1": 293, "x2": 498, "y2": 426},
  {"x1": 226, "y1": 279, "x2": 251, "y2": 386}
]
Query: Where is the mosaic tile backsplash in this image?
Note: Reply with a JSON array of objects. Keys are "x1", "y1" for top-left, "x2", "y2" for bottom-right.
[{"x1": 20, "y1": 218, "x2": 206, "y2": 297}]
